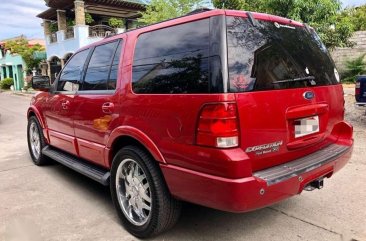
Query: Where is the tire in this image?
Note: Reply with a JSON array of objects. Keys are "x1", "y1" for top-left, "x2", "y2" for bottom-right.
[
  {"x1": 110, "y1": 145, "x2": 181, "y2": 238},
  {"x1": 27, "y1": 116, "x2": 49, "y2": 166}
]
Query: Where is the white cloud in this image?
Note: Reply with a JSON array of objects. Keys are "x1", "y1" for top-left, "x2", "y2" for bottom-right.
[{"x1": 0, "y1": 0, "x2": 47, "y2": 40}]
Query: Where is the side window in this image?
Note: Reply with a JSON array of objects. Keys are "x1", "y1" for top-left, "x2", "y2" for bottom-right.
[
  {"x1": 132, "y1": 19, "x2": 210, "y2": 94},
  {"x1": 108, "y1": 41, "x2": 123, "y2": 90},
  {"x1": 57, "y1": 49, "x2": 89, "y2": 91},
  {"x1": 81, "y1": 41, "x2": 119, "y2": 91}
]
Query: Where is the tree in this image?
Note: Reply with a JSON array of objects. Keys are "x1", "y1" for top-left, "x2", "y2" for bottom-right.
[
  {"x1": 138, "y1": 0, "x2": 208, "y2": 24},
  {"x1": 213, "y1": 0, "x2": 354, "y2": 49},
  {"x1": 212, "y1": 0, "x2": 245, "y2": 9},
  {"x1": 4, "y1": 38, "x2": 45, "y2": 71},
  {"x1": 342, "y1": 54, "x2": 366, "y2": 83},
  {"x1": 339, "y1": 5, "x2": 366, "y2": 31}
]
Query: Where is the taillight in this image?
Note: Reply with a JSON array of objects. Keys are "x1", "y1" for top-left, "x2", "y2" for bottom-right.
[
  {"x1": 196, "y1": 103, "x2": 239, "y2": 148},
  {"x1": 356, "y1": 81, "x2": 360, "y2": 96}
]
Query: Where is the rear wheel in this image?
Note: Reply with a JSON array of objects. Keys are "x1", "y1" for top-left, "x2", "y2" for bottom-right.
[
  {"x1": 110, "y1": 146, "x2": 181, "y2": 238},
  {"x1": 27, "y1": 116, "x2": 49, "y2": 165}
]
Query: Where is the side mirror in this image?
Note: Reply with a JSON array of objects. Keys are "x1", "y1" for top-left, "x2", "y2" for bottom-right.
[{"x1": 31, "y1": 75, "x2": 51, "y2": 91}]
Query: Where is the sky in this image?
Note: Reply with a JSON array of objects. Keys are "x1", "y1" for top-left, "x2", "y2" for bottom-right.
[{"x1": 0, "y1": 0, "x2": 365, "y2": 40}]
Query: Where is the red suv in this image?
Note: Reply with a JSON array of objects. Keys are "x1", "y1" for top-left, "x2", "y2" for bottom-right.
[{"x1": 28, "y1": 9, "x2": 353, "y2": 238}]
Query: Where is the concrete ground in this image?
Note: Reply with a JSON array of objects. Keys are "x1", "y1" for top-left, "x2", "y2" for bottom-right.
[{"x1": 0, "y1": 90, "x2": 365, "y2": 241}]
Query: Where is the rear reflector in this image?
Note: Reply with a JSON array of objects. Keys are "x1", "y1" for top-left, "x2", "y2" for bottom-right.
[
  {"x1": 356, "y1": 81, "x2": 360, "y2": 95},
  {"x1": 196, "y1": 103, "x2": 239, "y2": 148}
]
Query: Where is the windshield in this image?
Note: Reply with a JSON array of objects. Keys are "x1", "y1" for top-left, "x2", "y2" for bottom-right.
[{"x1": 226, "y1": 16, "x2": 340, "y2": 92}]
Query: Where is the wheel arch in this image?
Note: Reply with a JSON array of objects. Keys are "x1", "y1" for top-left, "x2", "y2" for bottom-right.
[
  {"x1": 107, "y1": 126, "x2": 166, "y2": 168},
  {"x1": 27, "y1": 107, "x2": 46, "y2": 129}
]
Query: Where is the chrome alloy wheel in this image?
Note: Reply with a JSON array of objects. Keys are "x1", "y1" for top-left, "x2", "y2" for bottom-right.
[
  {"x1": 116, "y1": 158, "x2": 152, "y2": 226},
  {"x1": 29, "y1": 122, "x2": 41, "y2": 159}
]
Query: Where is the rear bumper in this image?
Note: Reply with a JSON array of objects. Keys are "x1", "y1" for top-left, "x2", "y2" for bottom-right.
[{"x1": 161, "y1": 142, "x2": 353, "y2": 213}]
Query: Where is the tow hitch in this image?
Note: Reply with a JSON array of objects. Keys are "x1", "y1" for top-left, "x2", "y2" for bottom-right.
[{"x1": 304, "y1": 178, "x2": 324, "y2": 191}]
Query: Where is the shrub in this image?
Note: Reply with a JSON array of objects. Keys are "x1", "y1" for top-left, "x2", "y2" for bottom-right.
[
  {"x1": 0, "y1": 78, "x2": 14, "y2": 89},
  {"x1": 342, "y1": 54, "x2": 366, "y2": 83},
  {"x1": 108, "y1": 17, "x2": 124, "y2": 28}
]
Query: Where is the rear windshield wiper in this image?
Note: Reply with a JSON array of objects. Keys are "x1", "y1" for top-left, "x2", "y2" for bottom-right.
[{"x1": 273, "y1": 76, "x2": 316, "y2": 85}]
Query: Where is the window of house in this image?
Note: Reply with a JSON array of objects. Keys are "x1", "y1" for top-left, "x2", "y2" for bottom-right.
[
  {"x1": 57, "y1": 49, "x2": 90, "y2": 92},
  {"x1": 81, "y1": 40, "x2": 120, "y2": 91},
  {"x1": 132, "y1": 19, "x2": 210, "y2": 94}
]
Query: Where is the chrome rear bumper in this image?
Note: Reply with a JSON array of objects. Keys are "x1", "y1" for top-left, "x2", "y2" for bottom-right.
[{"x1": 254, "y1": 144, "x2": 350, "y2": 185}]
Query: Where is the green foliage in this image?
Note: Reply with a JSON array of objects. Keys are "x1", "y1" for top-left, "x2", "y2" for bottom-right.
[
  {"x1": 0, "y1": 78, "x2": 14, "y2": 89},
  {"x1": 212, "y1": 0, "x2": 245, "y2": 9},
  {"x1": 237, "y1": 0, "x2": 354, "y2": 49},
  {"x1": 108, "y1": 18, "x2": 125, "y2": 28},
  {"x1": 4, "y1": 39, "x2": 45, "y2": 71},
  {"x1": 339, "y1": 5, "x2": 366, "y2": 31},
  {"x1": 67, "y1": 18, "x2": 75, "y2": 27},
  {"x1": 342, "y1": 54, "x2": 366, "y2": 83},
  {"x1": 138, "y1": 0, "x2": 207, "y2": 24},
  {"x1": 49, "y1": 22, "x2": 58, "y2": 33},
  {"x1": 85, "y1": 13, "x2": 94, "y2": 25},
  {"x1": 352, "y1": 5, "x2": 366, "y2": 31}
]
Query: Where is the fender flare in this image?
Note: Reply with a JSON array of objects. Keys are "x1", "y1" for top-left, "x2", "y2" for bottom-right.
[
  {"x1": 27, "y1": 106, "x2": 46, "y2": 129},
  {"x1": 107, "y1": 126, "x2": 166, "y2": 164}
]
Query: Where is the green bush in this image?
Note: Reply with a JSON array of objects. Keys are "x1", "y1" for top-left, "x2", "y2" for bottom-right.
[
  {"x1": 0, "y1": 78, "x2": 14, "y2": 89},
  {"x1": 108, "y1": 17, "x2": 124, "y2": 28},
  {"x1": 342, "y1": 54, "x2": 366, "y2": 83}
]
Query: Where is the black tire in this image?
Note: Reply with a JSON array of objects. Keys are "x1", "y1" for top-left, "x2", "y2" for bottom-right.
[
  {"x1": 27, "y1": 116, "x2": 49, "y2": 166},
  {"x1": 110, "y1": 146, "x2": 181, "y2": 238}
]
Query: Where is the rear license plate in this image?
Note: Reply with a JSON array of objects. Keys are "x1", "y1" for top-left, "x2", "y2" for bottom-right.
[{"x1": 294, "y1": 116, "x2": 319, "y2": 138}]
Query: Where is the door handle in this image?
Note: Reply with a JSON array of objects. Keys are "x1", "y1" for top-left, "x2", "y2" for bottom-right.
[
  {"x1": 61, "y1": 100, "x2": 70, "y2": 110},
  {"x1": 102, "y1": 102, "x2": 114, "y2": 114}
]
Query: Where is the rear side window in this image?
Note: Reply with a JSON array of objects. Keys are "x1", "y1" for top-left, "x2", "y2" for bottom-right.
[
  {"x1": 82, "y1": 40, "x2": 120, "y2": 91},
  {"x1": 58, "y1": 49, "x2": 89, "y2": 91},
  {"x1": 132, "y1": 19, "x2": 210, "y2": 94},
  {"x1": 226, "y1": 16, "x2": 339, "y2": 92}
]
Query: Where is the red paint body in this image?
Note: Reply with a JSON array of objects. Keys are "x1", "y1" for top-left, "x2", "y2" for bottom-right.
[{"x1": 28, "y1": 10, "x2": 353, "y2": 212}]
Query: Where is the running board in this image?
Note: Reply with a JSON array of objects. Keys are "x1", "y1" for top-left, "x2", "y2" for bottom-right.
[{"x1": 42, "y1": 146, "x2": 110, "y2": 186}]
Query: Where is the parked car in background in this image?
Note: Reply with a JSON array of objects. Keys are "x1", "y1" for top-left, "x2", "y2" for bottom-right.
[
  {"x1": 355, "y1": 75, "x2": 366, "y2": 106},
  {"x1": 27, "y1": 9, "x2": 354, "y2": 238}
]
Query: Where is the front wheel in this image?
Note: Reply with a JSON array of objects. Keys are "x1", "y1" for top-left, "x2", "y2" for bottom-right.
[
  {"x1": 27, "y1": 116, "x2": 49, "y2": 165},
  {"x1": 110, "y1": 146, "x2": 181, "y2": 238}
]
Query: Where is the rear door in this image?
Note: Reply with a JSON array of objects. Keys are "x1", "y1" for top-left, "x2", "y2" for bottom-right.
[
  {"x1": 44, "y1": 49, "x2": 90, "y2": 155},
  {"x1": 73, "y1": 39, "x2": 124, "y2": 167},
  {"x1": 226, "y1": 15, "x2": 344, "y2": 171}
]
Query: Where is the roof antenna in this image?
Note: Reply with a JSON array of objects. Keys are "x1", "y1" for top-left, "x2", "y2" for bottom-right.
[{"x1": 246, "y1": 12, "x2": 259, "y2": 27}]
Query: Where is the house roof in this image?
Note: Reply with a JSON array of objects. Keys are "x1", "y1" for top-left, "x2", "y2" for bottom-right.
[{"x1": 37, "y1": 0, "x2": 145, "y2": 20}]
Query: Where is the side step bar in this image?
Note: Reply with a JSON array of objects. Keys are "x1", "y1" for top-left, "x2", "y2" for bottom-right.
[{"x1": 42, "y1": 146, "x2": 110, "y2": 186}]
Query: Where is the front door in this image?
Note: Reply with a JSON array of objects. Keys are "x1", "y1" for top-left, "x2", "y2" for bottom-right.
[
  {"x1": 44, "y1": 48, "x2": 91, "y2": 155},
  {"x1": 73, "y1": 39, "x2": 124, "y2": 166}
]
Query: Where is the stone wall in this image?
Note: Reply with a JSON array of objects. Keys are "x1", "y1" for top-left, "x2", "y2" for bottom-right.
[{"x1": 330, "y1": 31, "x2": 366, "y2": 73}]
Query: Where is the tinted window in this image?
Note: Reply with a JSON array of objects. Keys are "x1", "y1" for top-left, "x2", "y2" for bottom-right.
[
  {"x1": 108, "y1": 41, "x2": 123, "y2": 90},
  {"x1": 57, "y1": 49, "x2": 89, "y2": 91},
  {"x1": 82, "y1": 41, "x2": 119, "y2": 91},
  {"x1": 132, "y1": 19, "x2": 210, "y2": 94},
  {"x1": 227, "y1": 17, "x2": 339, "y2": 92}
]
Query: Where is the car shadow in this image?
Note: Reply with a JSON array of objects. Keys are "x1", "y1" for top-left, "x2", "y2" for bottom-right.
[{"x1": 45, "y1": 162, "x2": 295, "y2": 241}]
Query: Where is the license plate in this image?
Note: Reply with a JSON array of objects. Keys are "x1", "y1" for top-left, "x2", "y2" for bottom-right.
[{"x1": 294, "y1": 116, "x2": 319, "y2": 138}]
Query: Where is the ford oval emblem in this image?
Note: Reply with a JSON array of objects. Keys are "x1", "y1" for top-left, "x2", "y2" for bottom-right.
[{"x1": 303, "y1": 91, "x2": 315, "y2": 100}]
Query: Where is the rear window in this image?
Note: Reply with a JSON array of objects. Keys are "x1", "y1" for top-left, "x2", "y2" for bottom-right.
[
  {"x1": 226, "y1": 16, "x2": 339, "y2": 92},
  {"x1": 132, "y1": 19, "x2": 210, "y2": 94}
]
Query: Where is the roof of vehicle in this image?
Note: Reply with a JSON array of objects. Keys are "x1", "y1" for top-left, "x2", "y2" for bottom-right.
[{"x1": 78, "y1": 9, "x2": 304, "y2": 52}]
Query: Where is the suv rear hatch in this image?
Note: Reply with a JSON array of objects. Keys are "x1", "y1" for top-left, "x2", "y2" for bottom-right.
[{"x1": 226, "y1": 13, "x2": 344, "y2": 171}]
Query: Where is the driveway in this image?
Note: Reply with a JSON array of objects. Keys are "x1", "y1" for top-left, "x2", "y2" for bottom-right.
[{"x1": 0, "y1": 90, "x2": 365, "y2": 241}]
